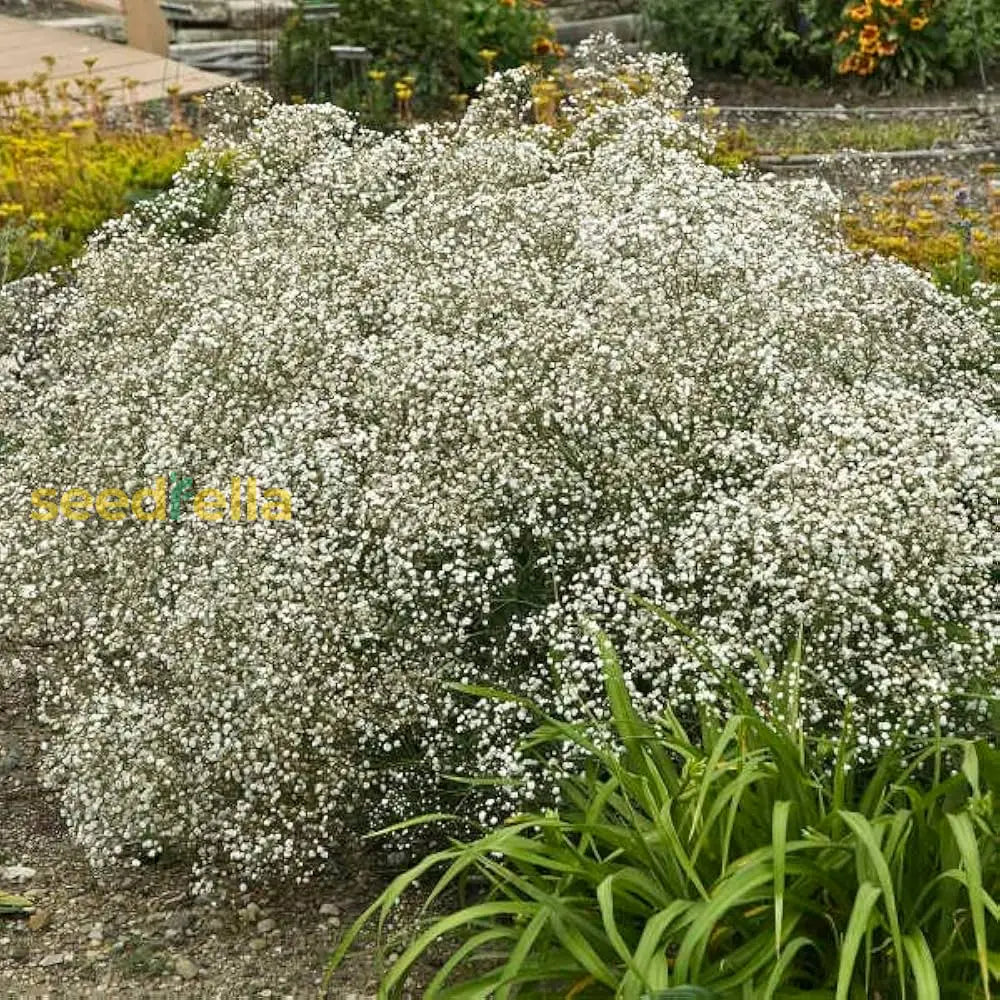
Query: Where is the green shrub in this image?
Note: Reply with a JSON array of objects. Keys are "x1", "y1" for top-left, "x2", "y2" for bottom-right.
[
  {"x1": 271, "y1": 0, "x2": 558, "y2": 120},
  {"x1": 326, "y1": 619, "x2": 1000, "y2": 999},
  {"x1": 641, "y1": 0, "x2": 841, "y2": 82},
  {"x1": 939, "y1": 0, "x2": 1000, "y2": 85}
]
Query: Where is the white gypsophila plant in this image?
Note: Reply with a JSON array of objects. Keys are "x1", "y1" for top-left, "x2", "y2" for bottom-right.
[{"x1": 0, "y1": 36, "x2": 997, "y2": 891}]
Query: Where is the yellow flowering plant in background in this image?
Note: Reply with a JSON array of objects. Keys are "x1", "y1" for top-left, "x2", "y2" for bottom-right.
[
  {"x1": 0, "y1": 61, "x2": 196, "y2": 282},
  {"x1": 834, "y1": 0, "x2": 999, "y2": 87},
  {"x1": 835, "y1": 0, "x2": 938, "y2": 84},
  {"x1": 843, "y1": 164, "x2": 1000, "y2": 289}
]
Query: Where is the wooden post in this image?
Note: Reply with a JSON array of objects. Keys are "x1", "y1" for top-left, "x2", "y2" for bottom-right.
[{"x1": 122, "y1": 0, "x2": 170, "y2": 57}]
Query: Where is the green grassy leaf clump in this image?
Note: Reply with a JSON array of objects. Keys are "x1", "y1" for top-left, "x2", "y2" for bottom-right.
[{"x1": 325, "y1": 625, "x2": 1000, "y2": 999}]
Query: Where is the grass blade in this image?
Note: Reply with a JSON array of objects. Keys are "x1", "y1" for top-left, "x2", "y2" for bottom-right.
[
  {"x1": 772, "y1": 800, "x2": 791, "y2": 957},
  {"x1": 901, "y1": 931, "x2": 940, "y2": 1000},
  {"x1": 946, "y1": 811, "x2": 992, "y2": 1000},
  {"x1": 835, "y1": 881, "x2": 882, "y2": 1000}
]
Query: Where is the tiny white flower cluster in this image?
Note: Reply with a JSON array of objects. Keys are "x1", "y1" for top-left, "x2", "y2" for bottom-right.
[{"x1": 0, "y1": 38, "x2": 996, "y2": 890}]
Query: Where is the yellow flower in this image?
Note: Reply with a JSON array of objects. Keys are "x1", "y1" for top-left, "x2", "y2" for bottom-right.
[
  {"x1": 478, "y1": 48, "x2": 499, "y2": 64},
  {"x1": 847, "y1": 2, "x2": 872, "y2": 21},
  {"x1": 855, "y1": 52, "x2": 878, "y2": 75},
  {"x1": 910, "y1": 15, "x2": 928, "y2": 30},
  {"x1": 880, "y1": 0, "x2": 904, "y2": 7},
  {"x1": 367, "y1": 69, "x2": 387, "y2": 82},
  {"x1": 532, "y1": 36, "x2": 554, "y2": 56},
  {"x1": 28, "y1": 230, "x2": 49, "y2": 242},
  {"x1": 859, "y1": 23, "x2": 881, "y2": 52},
  {"x1": 837, "y1": 53, "x2": 858, "y2": 74},
  {"x1": 29, "y1": 210, "x2": 47, "y2": 224}
]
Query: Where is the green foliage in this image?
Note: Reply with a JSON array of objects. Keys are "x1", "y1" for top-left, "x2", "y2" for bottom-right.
[
  {"x1": 641, "y1": 0, "x2": 840, "y2": 82},
  {"x1": 325, "y1": 621, "x2": 1000, "y2": 999},
  {"x1": 939, "y1": 0, "x2": 1000, "y2": 86},
  {"x1": 644, "y1": 0, "x2": 999, "y2": 88},
  {"x1": 833, "y1": 0, "x2": 1000, "y2": 89},
  {"x1": 0, "y1": 892, "x2": 32, "y2": 916},
  {"x1": 138, "y1": 147, "x2": 240, "y2": 243},
  {"x1": 271, "y1": 0, "x2": 556, "y2": 120}
]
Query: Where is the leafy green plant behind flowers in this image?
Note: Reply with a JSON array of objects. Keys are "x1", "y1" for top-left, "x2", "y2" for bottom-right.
[
  {"x1": 641, "y1": 0, "x2": 840, "y2": 83},
  {"x1": 272, "y1": 0, "x2": 554, "y2": 118},
  {"x1": 325, "y1": 621, "x2": 1000, "y2": 999}
]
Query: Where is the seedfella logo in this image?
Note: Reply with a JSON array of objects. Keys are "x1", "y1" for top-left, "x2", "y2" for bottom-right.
[{"x1": 30, "y1": 474, "x2": 293, "y2": 523}]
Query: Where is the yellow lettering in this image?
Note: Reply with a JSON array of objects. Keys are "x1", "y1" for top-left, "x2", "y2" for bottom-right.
[
  {"x1": 194, "y1": 488, "x2": 226, "y2": 522},
  {"x1": 29, "y1": 488, "x2": 58, "y2": 522},
  {"x1": 96, "y1": 489, "x2": 130, "y2": 521},
  {"x1": 261, "y1": 488, "x2": 292, "y2": 522},
  {"x1": 131, "y1": 477, "x2": 167, "y2": 522},
  {"x1": 61, "y1": 488, "x2": 92, "y2": 522}
]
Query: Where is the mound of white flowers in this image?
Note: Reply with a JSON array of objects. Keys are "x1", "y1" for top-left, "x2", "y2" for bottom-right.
[{"x1": 1, "y1": 37, "x2": 998, "y2": 890}]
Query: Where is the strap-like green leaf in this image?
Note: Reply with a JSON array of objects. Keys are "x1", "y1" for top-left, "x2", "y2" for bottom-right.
[
  {"x1": 772, "y1": 800, "x2": 791, "y2": 958},
  {"x1": 835, "y1": 881, "x2": 882, "y2": 1000},
  {"x1": 838, "y1": 811, "x2": 906, "y2": 1000},
  {"x1": 901, "y1": 930, "x2": 940, "y2": 1000},
  {"x1": 946, "y1": 811, "x2": 992, "y2": 1000}
]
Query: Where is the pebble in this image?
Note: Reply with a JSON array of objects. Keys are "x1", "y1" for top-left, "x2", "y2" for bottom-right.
[
  {"x1": 167, "y1": 909, "x2": 194, "y2": 931},
  {"x1": 27, "y1": 909, "x2": 52, "y2": 931},
  {"x1": 0, "y1": 736, "x2": 23, "y2": 774},
  {"x1": 240, "y1": 902, "x2": 263, "y2": 923},
  {"x1": 174, "y1": 955, "x2": 198, "y2": 980},
  {"x1": 87, "y1": 923, "x2": 104, "y2": 943},
  {"x1": 38, "y1": 951, "x2": 71, "y2": 967},
  {"x1": 256, "y1": 917, "x2": 276, "y2": 934},
  {"x1": 206, "y1": 917, "x2": 225, "y2": 932},
  {"x1": 318, "y1": 903, "x2": 340, "y2": 917},
  {"x1": 1, "y1": 864, "x2": 37, "y2": 883},
  {"x1": 249, "y1": 937, "x2": 267, "y2": 952}
]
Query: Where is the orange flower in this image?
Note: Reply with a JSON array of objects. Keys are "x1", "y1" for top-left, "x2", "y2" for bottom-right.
[
  {"x1": 498, "y1": 0, "x2": 516, "y2": 6},
  {"x1": 837, "y1": 53, "x2": 859, "y2": 74},
  {"x1": 877, "y1": 39, "x2": 898, "y2": 55},
  {"x1": 836, "y1": 28, "x2": 852, "y2": 43},
  {"x1": 531, "y1": 36, "x2": 554, "y2": 56},
  {"x1": 855, "y1": 52, "x2": 878, "y2": 75},
  {"x1": 910, "y1": 15, "x2": 929, "y2": 29},
  {"x1": 880, "y1": 0, "x2": 903, "y2": 7},
  {"x1": 847, "y1": 2, "x2": 872, "y2": 21},
  {"x1": 859, "y1": 23, "x2": 881, "y2": 52}
]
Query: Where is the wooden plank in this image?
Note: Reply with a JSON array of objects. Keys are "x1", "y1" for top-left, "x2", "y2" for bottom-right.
[
  {"x1": 0, "y1": 14, "x2": 231, "y2": 104},
  {"x1": 121, "y1": 0, "x2": 169, "y2": 56}
]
